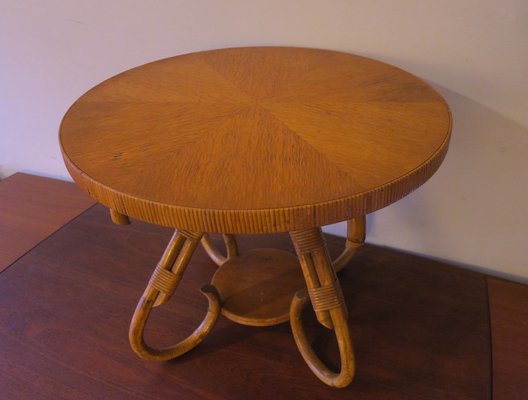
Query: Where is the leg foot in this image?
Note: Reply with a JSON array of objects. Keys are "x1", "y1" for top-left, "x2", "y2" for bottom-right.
[
  {"x1": 290, "y1": 228, "x2": 355, "y2": 388},
  {"x1": 129, "y1": 229, "x2": 221, "y2": 361}
]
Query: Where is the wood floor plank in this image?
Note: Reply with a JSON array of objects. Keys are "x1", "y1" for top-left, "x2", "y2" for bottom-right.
[
  {"x1": 0, "y1": 205, "x2": 490, "y2": 399},
  {"x1": 488, "y1": 278, "x2": 528, "y2": 400},
  {"x1": 0, "y1": 173, "x2": 95, "y2": 272}
]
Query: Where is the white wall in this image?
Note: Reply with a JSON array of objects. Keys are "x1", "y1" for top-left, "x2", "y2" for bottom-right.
[{"x1": 1, "y1": 0, "x2": 527, "y2": 281}]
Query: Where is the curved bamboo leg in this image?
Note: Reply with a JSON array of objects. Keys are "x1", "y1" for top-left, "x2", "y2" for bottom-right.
[
  {"x1": 333, "y1": 216, "x2": 366, "y2": 272},
  {"x1": 290, "y1": 228, "x2": 355, "y2": 388},
  {"x1": 129, "y1": 229, "x2": 221, "y2": 361},
  {"x1": 201, "y1": 234, "x2": 238, "y2": 266}
]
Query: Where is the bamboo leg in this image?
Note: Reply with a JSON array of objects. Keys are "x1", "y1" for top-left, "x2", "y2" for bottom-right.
[
  {"x1": 129, "y1": 229, "x2": 221, "y2": 361},
  {"x1": 290, "y1": 228, "x2": 355, "y2": 388},
  {"x1": 333, "y1": 216, "x2": 366, "y2": 272},
  {"x1": 201, "y1": 234, "x2": 238, "y2": 266},
  {"x1": 109, "y1": 209, "x2": 131, "y2": 225}
]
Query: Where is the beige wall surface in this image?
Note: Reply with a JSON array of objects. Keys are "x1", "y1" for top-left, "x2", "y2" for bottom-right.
[{"x1": 1, "y1": 1, "x2": 526, "y2": 281}]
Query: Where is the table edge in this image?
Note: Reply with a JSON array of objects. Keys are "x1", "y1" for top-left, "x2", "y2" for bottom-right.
[{"x1": 60, "y1": 121, "x2": 451, "y2": 233}]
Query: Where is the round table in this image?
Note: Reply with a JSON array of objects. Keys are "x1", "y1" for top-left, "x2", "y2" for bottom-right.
[{"x1": 59, "y1": 47, "x2": 451, "y2": 388}]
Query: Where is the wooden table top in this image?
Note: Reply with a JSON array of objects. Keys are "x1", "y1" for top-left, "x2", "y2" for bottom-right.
[{"x1": 60, "y1": 47, "x2": 451, "y2": 233}]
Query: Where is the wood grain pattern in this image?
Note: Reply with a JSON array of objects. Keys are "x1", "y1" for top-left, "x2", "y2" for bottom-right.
[
  {"x1": 0, "y1": 205, "x2": 489, "y2": 399},
  {"x1": 488, "y1": 277, "x2": 528, "y2": 400},
  {"x1": 0, "y1": 173, "x2": 95, "y2": 272},
  {"x1": 60, "y1": 47, "x2": 451, "y2": 233}
]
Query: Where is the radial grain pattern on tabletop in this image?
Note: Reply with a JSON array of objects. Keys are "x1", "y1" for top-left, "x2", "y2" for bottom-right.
[{"x1": 59, "y1": 47, "x2": 452, "y2": 233}]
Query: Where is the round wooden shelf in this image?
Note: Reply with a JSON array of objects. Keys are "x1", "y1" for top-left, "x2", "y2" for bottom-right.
[
  {"x1": 211, "y1": 248, "x2": 304, "y2": 326},
  {"x1": 59, "y1": 47, "x2": 452, "y2": 234}
]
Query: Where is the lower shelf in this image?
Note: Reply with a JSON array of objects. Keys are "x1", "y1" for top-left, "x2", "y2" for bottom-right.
[{"x1": 211, "y1": 248, "x2": 305, "y2": 326}]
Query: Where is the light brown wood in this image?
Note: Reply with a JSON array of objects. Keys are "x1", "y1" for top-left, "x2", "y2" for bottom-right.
[
  {"x1": 290, "y1": 228, "x2": 355, "y2": 388},
  {"x1": 333, "y1": 217, "x2": 366, "y2": 272},
  {"x1": 110, "y1": 209, "x2": 130, "y2": 225},
  {"x1": 201, "y1": 234, "x2": 238, "y2": 266},
  {"x1": 60, "y1": 47, "x2": 451, "y2": 234},
  {"x1": 211, "y1": 248, "x2": 305, "y2": 326},
  {"x1": 129, "y1": 229, "x2": 221, "y2": 361}
]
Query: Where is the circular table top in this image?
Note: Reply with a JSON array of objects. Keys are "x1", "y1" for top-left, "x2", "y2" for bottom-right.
[{"x1": 60, "y1": 47, "x2": 451, "y2": 234}]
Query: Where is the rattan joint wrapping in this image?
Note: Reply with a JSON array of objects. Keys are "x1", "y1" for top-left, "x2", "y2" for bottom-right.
[
  {"x1": 307, "y1": 280, "x2": 343, "y2": 312},
  {"x1": 149, "y1": 264, "x2": 179, "y2": 297}
]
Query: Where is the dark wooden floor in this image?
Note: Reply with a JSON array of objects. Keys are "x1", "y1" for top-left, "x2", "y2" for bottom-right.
[
  {"x1": 0, "y1": 174, "x2": 526, "y2": 399},
  {"x1": 0, "y1": 173, "x2": 94, "y2": 272},
  {"x1": 488, "y1": 279, "x2": 528, "y2": 400}
]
